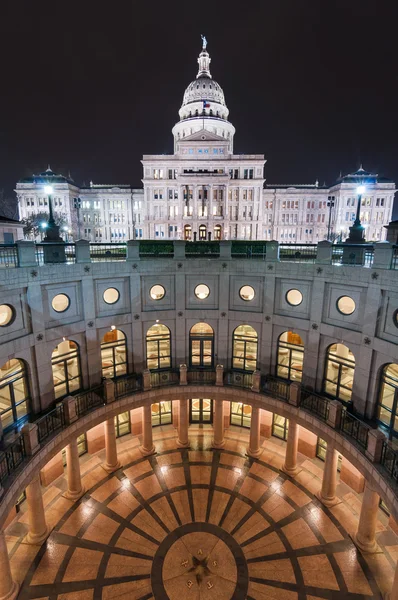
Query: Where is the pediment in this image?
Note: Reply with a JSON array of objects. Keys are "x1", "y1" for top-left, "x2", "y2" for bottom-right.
[{"x1": 179, "y1": 129, "x2": 227, "y2": 143}]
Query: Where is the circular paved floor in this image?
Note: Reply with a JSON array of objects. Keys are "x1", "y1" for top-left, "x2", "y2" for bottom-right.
[{"x1": 13, "y1": 432, "x2": 392, "y2": 599}]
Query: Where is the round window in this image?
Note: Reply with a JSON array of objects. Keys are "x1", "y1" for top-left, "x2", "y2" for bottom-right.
[
  {"x1": 239, "y1": 285, "x2": 255, "y2": 301},
  {"x1": 103, "y1": 288, "x2": 120, "y2": 305},
  {"x1": 393, "y1": 309, "x2": 398, "y2": 328},
  {"x1": 286, "y1": 289, "x2": 303, "y2": 306},
  {"x1": 337, "y1": 296, "x2": 356, "y2": 315},
  {"x1": 150, "y1": 285, "x2": 165, "y2": 300},
  {"x1": 0, "y1": 304, "x2": 14, "y2": 327},
  {"x1": 52, "y1": 293, "x2": 70, "y2": 313},
  {"x1": 194, "y1": 284, "x2": 210, "y2": 299}
]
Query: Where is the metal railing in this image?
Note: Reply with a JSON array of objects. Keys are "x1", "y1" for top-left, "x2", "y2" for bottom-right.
[
  {"x1": 35, "y1": 243, "x2": 76, "y2": 265},
  {"x1": 380, "y1": 442, "x2": 398, "y2": 484},
  {"x1": 224, "y1": 370, "x2": 253, "y2": 388},
  {"x1": 114, "y1": 374, "x2": 142, "y2": 398},
  {"x1": 331, "y1": 243, "x2": 374, "y2": 268},
  {"x1": 262, "y1": 374, "x2": 289, "y2": 401},
  {"x1": 231, "y1": 241, "x2": 267, "y2": 259},
  {"x1": 391, "y1": 246, "x2": 398, "y2": 270},
  {"x1": 139, "y1": 241, "x2": 174, "y2": 257},
  {"x1": 185, "y1": 241, "x2": 220, "y2": 257},
  {"x1": 36, "y1": 405, "x2": 66, "y2": 444},
  {"x1": 280, "y1": 244, "x2": 317, "y2": 262},
  {"x1": 300, "y1": 388, "x2": 330, "y2": 421},
  {"x1": 0, "y1": 436, "x2": 26, "y2": 485},
  {"x1": 0, "y1": 244, "x2": 19, "y2": 268},
  {"x1": 89, "y1": 243, "x2": 126, "y2": 262},
  {"x1": 187, "y1": 369, "x2": 217, "y2": 384},
  {"x1": 75, "y1": 386, "x2": 105, "y2": 417},
  {"x1": 150, "y1": 370, "x2": 179, "y2": 387},
  {"x1": 340, "y1": 409, "x2": 370, "y2": 450}
]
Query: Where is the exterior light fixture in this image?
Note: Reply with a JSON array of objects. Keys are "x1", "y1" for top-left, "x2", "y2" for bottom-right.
[
  {"x1": 356, "y1": 185, "x2": 366, "y2": 195},
  {"x1": 44, "y1": 185, "x2": 53, "y2": 195}
]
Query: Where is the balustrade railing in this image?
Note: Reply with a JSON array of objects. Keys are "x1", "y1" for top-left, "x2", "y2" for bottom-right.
[
  {"x1": 331, "y1": 243, "x2": 374, "y2": 267},
  {"x1": 114, "y1": 374, "x2": 142, "y2": 398},
  {"x1": 139, "y1": 241, "x2": 174, "y2": 257},
  {"x1": 279, "y1": 244, "x2": 317, "y2": 262},
  {"x1": 231, "y1": 241, "x2": 267, "y2": 259},
  {"x1": 380, "y1": 442, "x2": 398, "y2": 484},
  {"x1": 36, "y1": 405, "x2": 66, "y2": 444},
  {"x1": 340, "y1": 409, "x2": 370, "y2": 450},
  {"x1": 35, "y1": 243, "x2": 76, "y2": 265},
  {"x1": 0, "y1": 436, "x2": 26, "y2": 485},
  {"x1": 185, "y1": 241, "x2": 220, "y2": 257},
  {"x1": 150, "y1": 370, "x2": 180, "y2": 387},
  {"x1": 300, "y1": 388, "x2": 330, "y2": 421},
  {"x1": 0, "y1": 244, "x2": 19, "y2": 268},
  {"x1": 89, "y1": 243, "x2": 126, "y2": 262},
  {"x1": 262, "y1": 374, "x2": 289, "y2": 401},
  {"x1": 187, "y1": 369, "x2": 217, "y2": 384},
  {"x1": 75, "y1": 386, "x2": 105, "y2": 417},
  {"x1": 224, "y1": 370, "x2": 253, "y2": 388},
  {"x1": 391, "y1": 246, "x2": 398, "y2": 270}
]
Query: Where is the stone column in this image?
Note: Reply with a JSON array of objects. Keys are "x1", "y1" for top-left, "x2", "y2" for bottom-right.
[
  {"x1": 177, "y1": 398, "x2": 190, "y2": 448},
  {"x1": 247, "y1": 406, "x2": 262, "y2": 457},
  {"x1": 282, "y1": 420, "x2": 300, "y2": 477},
  {"x1": 139, "y1": 404, "x2": 156, "y2": 456},
  {"x1": 385, "y1": 561, "x2": 398, "y2": 600},
  {"x1": 212, "y1": 398, "x2": 225, "y2": 448},
  {"x1": 316, "y1": 442, "x2": 339, "y2": 506},
  {"x1": 103, "y1": 418, "x2": 121, "y2": 472},
  {"x1": 0, "y1": 531, "x2": 18, "y2": 600},
  {"x1": 25, "y1": 475, "x2": 49, "y2": 544},
  {"x1": 64, "y1": 438, "x2": 85, "y2": 500},
  {"x1": 353, "y1": 481, "x2": 380, "y2": 553}
]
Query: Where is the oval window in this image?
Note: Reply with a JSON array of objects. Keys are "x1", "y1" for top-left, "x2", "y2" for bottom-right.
[
  {"x1": 103, "y1": 288, "x2": 120, "y2": 305},
  {"x1": 239, "y1": 285, "x2": 255, "y2": 301},
  {"x1": 286, "y1": 289, "x2": 303, "y2": 306},
  {"x1": 150, "y1": 284, "x2": 165, "y2": 300},
  {"x1": 194, "y1": 284, "x2": 210, "y2": 299},
  {"x1": 337, "y1": 296, "x2": 356, "y2": 315},
  {"x1": 52, "y1": 293, "x2": 70, "y2": 313},
  {"x1": 0, "y1": 304, "x2": 15, "y2": 327}
]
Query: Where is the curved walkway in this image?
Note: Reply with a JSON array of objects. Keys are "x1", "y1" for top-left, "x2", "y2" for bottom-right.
[{"x1": 5, "y1": 428, "x2": 397, "y2": 599}]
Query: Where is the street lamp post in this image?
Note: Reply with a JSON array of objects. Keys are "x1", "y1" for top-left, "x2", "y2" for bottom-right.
[
  {"x1": 42, "y1": 185, "x2": 63, "y2": 243},
  {"x1": 346, "y1": 185, "x2": 366, "y2": 243},
  {"x1": 327, "y1": 195, "x2": 335, "y2": 241}
]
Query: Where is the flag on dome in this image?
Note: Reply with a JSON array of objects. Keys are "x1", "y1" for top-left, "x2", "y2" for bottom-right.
[{"x1": 203, "y1": 100, "x2": 210, "y2": 108}]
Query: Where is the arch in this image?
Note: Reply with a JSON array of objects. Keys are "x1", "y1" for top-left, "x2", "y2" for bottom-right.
[
  {"x1": 0, "y1": 358, "x2": 31, "y2": 431},
  {"x1": 323, "y1": 343, "x2": 355, "y2": 405},
  {"x1": 146, "y1": 324, "x2": 171, "y2": 371},
  {"x1": 277, "y1": 331, "x2": 304, "y2": 382},
  {"x1": 190, "y1": 322, "x2": 214, "y2": 368},
  {"x1": 232, "y1": 324, "x2": 258, "y2": 372},
  {"x1": 100, "y1": 329, "x2": 127, "y2": 379},
  {"x1": 51, "y1": 339, "x2": 82, "y2": 399},
  {"x1": 377, "y1": 363, "x2": 398, "y2": 440},
  {"x1": 184, "y1": 224, "x2": 192, "y2": 241},
  {"x1": 214, "y1": 224, "x2": 222, "y2": 240},
  {"x1": 199, "y1": 224, "x2": 207, "y2": 240}
]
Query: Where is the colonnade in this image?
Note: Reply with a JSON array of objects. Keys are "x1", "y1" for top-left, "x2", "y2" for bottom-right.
[{"x1": 0, "y1": 401, "x2": 397, "y2": 600}]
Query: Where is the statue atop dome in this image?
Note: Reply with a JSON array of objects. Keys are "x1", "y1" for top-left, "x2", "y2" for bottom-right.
[{"x1": 201, "y1": 34, "x2": 207, "y2": 50}]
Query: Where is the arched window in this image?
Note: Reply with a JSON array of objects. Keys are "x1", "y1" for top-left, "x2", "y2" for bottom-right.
[
  {"x1": 101, "y1": 329, "x2": 127, "y2": 379},
  {"x1": 214, "y1": 225, "x2": 222, "y2": 240},
  {"x1": 184, "y1": 224, "x2": 192, "y2": 241},
  {"x1": 277, "y1": 332, "x2": 304, "y2": 381},
  {"x1": 323, "y1": 343, "x2": 355, "y2": 405},
  {"x1": 232, "y1": 325, "x2": 258, "y2": 372},
  {"x1": 190, "y1": 323, "x2": 214, "y2": 368},
  {"x1": 230, "y1": 402, "x2": 252, "y2": 428},
  {"x1": 0, "y1": 359, "x2": 30, "y2": 430},
  {"x1": 51, "y1": 340, "x2": 82, "y2": 399},
  {"x1": 146, "y1": 324, "x2": 171, "y2": 370},
  {"x1": 377, "y1": 363, "x2": 398, "y2": 440},
  {"x1": 199, "y1": 224, "x2": 207, "y2": 240}
]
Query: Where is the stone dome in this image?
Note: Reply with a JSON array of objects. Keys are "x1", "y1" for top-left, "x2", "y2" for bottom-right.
[{"x1": 182, "y1": 77, "x2": 226, "y2": 107}]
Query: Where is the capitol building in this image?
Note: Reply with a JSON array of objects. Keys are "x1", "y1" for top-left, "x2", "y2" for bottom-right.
[
  {"x1": 16, "y1": 40, "x2": 395, "y2": 244},
  {"x1": 1, "y1": 39, "x2": 398, "y2": 600}
]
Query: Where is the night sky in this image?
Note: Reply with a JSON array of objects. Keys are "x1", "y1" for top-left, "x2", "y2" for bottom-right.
[{"x1": 1, "y1": 0, "x2": 398, "y2": 215}]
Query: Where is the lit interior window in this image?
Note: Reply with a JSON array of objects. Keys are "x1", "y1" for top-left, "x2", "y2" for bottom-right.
[
  {"x1": 103, "y1": 288, "x2": 120, "y2": 304},
  {"x1": 239, "y1": 285, "x2": 255, "y2": 301},
  {"x1": 195, "y1": 284, "x2": 210, "y2": 299},
  {"x1": 0, "y1": 304, "x2": 14, "y2": 326},
  {"x1": 150, "y1": 284, "x2": 166, "y2": 300},
  {"x1": 286, "y1": 289, "x2": 303, "y2": 306},
  {"x1": 51, "y1": 294, "x2": 70, "y2": 313},
  {"x1": 337, "y1": 296, "x2": 356, "y2": 315}
]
